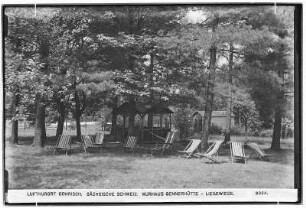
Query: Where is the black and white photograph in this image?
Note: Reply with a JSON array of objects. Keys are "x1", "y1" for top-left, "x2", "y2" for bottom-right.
[{"x1": 2, "y1": 2, "x2": 302, "y2": 204}]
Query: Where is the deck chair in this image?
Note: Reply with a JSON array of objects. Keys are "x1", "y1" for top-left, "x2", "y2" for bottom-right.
[
  {"x1": 148, "y1": 130, "x2": 174, "y2": 142},
  {"x1": 53, "y1": 134, "x2": 72, "y2": 155},
  {"x1": 150, "y1": 131, "x2": 176, "y2": 155},
  {"x1": 230, "y1": 142, "x2": 247, "y2": 163},
  {"x1": 247, "y1": 142, "x2": 270, "y2": 161},
  {"x1": 194, "y1": 141, "x2": 223, "y2": 163},
  {"x1": 123, "y1": 136, "x2": 138, "y2": 153},
  {"x1": 93, "y1": 132, "x2": 105, "y2": 147},
  {"x1": 81, "y1": 135, "x2": 102, "y2": 153},
  {"x1": 178, "y1": 139, "x2": 202, "y2": 158}
]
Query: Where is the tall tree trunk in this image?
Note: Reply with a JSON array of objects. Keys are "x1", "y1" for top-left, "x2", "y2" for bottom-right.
[
  {"x1": 10, "y1": 93, "x2": 18, "y2": 144},
  {"x1": 148, "y1": 52, "x2": 154, "y2": 128},
  {"x1": 244, "y1": 120, "x2": 248, "y2": 140},
  {"x1": 75, "y1": 91, "x2": 82, "y2": 141},
  {"x1": 201, "y1": 13, "x2": 219, "y2": 150},
  {"x1": 270, "y1": 44, "x2": 285, "y2": 151},
  {"x1": 237, "y1": 111, "x2": 241, "y2": 127},
  {"x1": 128, "y1": 97, "x2": 136, "y2": 136},
  {"x1": 111, "y1": 96, "x2": 118, "y2": 135},
  {"x1": 32, "y1": 102, "x2": 46, "y2": 147},
  {"x1": 271, "y1": 108, "x2": 282, "y2": 150},
  {"x1": 11, "y1": 120, "x2": 18, "y2": 144},
  {"x1": 202, "y1": 90, "x2": 214, "y2": 149},
  {"x1": 226, "y1": 43, "x2": 234, "y2": 138},
  {"x1": 56, "y1": 105, "x2": 65, "y2": 137}
]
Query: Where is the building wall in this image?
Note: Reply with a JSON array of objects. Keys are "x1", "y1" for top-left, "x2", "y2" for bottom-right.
[{"x1": 211, "y1": 117, "x2": 235, "y2": 129}]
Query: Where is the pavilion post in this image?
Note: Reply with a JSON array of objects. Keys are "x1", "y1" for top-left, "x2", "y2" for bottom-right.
[
  {"x1": 151, "y1": 115, "x2": 154, "y2": 141},
  {"x1": 141, "y1": 115, "x2": 144, "y2": 144},
  {"x1": 169, "y1": 114, "x2": 172, "y2": 130},
  {"x1": 160, "y1": 114, "x2": 163, "y2": 128},
  {"x1": 123, "y1": 114, "x2": 126, "y2": 140}
]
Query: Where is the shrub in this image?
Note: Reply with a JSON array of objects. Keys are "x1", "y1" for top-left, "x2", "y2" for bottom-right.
[
  {"x1": 173, "y1": 108, "x2": 193, "y2": 140},
  {"x1": 230, "y1": 126, "x2": 245, "y2": 136},
  {"x1": 260, "y1": 129, "x2": 273, "y2": 137},
  {"x1": 209, "y1": 124, "x2": 223, "y2": 135}
]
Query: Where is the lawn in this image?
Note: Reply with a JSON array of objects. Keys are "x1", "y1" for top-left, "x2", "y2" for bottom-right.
[{"x1": 4, "y1": 126, "x2": 294, "y2": 189}]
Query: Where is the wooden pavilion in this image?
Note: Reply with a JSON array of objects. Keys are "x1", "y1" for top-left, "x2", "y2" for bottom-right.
[{"x1": 113, "y1": 102, "x2": 173, "y2": 143}]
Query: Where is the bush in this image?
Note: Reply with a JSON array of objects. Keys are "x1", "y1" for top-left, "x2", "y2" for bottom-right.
[
  {"x1": 173, "y1": 108, "x2": 193, "y2": 140},
  {"x1": 209, "y1": 124, "x2": 223, "y2": 135},
  {"x1": 230, "y1": 126, "x2": 245, "y2": 136},
  {"x1": 260, "y1": 129, "x2": 273, "y2": 137}
]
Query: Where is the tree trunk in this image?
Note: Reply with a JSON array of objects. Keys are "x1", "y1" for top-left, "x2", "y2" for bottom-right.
[
  {"x1": 11, "y1": 120, "x2": 18, "y2": 144},
  {"x1": 32, "y1": 102, "x2": 46, "y2": 147},
  {"x1": 148, "y1": 52, "x2": 154, "y2": 128},
  {"x1": 270, "y1": 108, "x2": 282, "y2": 150},
  {"x1": 202, "y1": 91, "x2": 214, "y2": 149},
  {"x1": 244, "y1": 120, "x2": 248, "y2": 140},
  {"x1": 74, "y1": 91, "x2": 82, "y2": 141},
  {"x1": 226, "y1": 43, "x2": 234, "y2": 139},
  {"x1": 111, "y1": 97, "x2": 118, "y2": 135},
  {"x1": 270, "y1": 58, "x2": 285, "y2": 150},
  {"x1": 10, "y1": 93, "x2": 18, "y2": 144},
  {"x1": 238, "y1": 111, "x2": 241, "y2": 127},
  {"x1": 128, "y1": 97, "x2": 136, "y2": 136},
  {"x1": 201, "y1": 13, "x2": 219, "y2": 150},
  {"x1": 56, "y1": 106, "x2": 65, "y2": 137}
]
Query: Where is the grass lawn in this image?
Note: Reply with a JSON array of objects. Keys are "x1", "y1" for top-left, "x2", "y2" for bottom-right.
[{"x1": 5, "y1": 126, "x2": 294, "y2": 189}]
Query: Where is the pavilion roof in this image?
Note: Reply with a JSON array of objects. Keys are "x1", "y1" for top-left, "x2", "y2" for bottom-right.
[{"x1": 115, "y1": 102, "x2": 173, "y2": 116}]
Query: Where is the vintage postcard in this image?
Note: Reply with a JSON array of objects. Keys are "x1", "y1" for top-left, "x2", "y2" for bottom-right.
[{"x1": 2, "y1": 2, "x2": 302, "y2": 204}]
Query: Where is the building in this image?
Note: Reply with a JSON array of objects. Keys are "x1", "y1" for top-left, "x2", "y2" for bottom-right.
[{"x1": 192, "y1": 111, "x2": 235, "y2": 131}]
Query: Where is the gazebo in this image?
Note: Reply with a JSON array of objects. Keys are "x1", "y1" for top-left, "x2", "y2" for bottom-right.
[
  {"x1": 143, "y1": 105, "x2": 173, "y2": 142},
  {"x1": 113, "y1": 102, "x2": 173, "y2": 143}
]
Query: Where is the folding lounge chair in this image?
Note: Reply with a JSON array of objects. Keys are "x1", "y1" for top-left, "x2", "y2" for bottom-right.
[
  {"x1": 147, "y1": 130, "x2": 174, "y2": 142},
  {"x1": 150, "y1": 131, "x2": 176, "y2": 155},
  {"x1": 81, "y1": 135, "x2": 102, "y2": 153},
  {"x1": 53, "y1": 134, "x2": 72, "y2": 155},
  {"x1": 93, "y1": 132, "x2": 105, "y2": 147},
  {"x1": 123, "y1": 136, "x2": 138, "y2": 153},
  {"x1": 247, "y1": 142, "x2": 270, "y2": 161},
  {"x1": 230, "y1": 142, "x2": 247, "y2": 163},
  {"x1": 178, "y1": 139, "x2": 202, "y2": 158},
  {"x1": 194, "y1": 140, "x2": 222, "y2": 163}
]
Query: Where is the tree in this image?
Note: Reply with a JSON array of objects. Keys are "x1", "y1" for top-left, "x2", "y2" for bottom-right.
[
  {"x1": 4, "y1": 41, "x2": 23, "y2": 144},
  {"x1": 233, "y1": 89, "x2": 261, "y2": 138},
  {"x1": 5, "y1": 9, "x2": 52, "y2": 147},
  {"x1": 242, "y1": 6, "x2": 294, "y2": 150},
  {"x1": 46, "y1": 8, "x2": 116, "y2": 140},
  {"x1": 92, "y1": 6, "x2": 185, "y2": 136}
]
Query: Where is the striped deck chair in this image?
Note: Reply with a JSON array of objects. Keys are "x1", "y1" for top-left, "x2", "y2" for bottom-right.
[
  {"x1": 148, "y1": 130, "x2": 174, "y2": 142},
  {"x1": 123, "y1": 136, "x2": 138, "y2": 153},
  {"x1": 230, "y1": 142, "x2": 247, "y2": 163},
  {"x1": 81, "y1": 135, "x2": 102, "y2": 153},
  {"x1": 93, "y1": 132, "x2": 105, "y2": 147},
  {"x1": 194, "y1": 141, "x2": 223, "y2": 163},
  {"x1": 247, "y1": 142, "x2": 270, "y2": 161},
  {"x1": 150, "y1": 131, "x2": 176, "y2": 155},
  {"x1": 53, "y1": 135, "x2": 72, "y2": 155},
  {"x1": 178, "y1": 139, "x2": 202, "y2": 158}
]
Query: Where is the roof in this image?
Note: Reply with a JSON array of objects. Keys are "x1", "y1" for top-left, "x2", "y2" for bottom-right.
[
  {"x1": 193, "y1": 111, "x2": 234, "y2": 117},
  {"x1": 115, "y1": 102, "x2": 147, "y2": 115},
  {"x1": 144, "y1": 105, "x2": 173, "y2": 114},
  {"x1": 114, "y1": 102, "x2": 173, "y2": 115}
]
